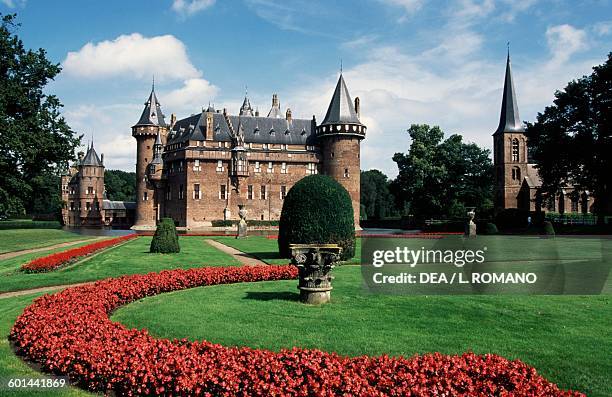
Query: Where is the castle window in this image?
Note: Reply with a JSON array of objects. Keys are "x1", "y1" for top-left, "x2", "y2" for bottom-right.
[
  {"x1": 512, "y1": 167, "x2": 521, "y2": 181},
  {"x1": 247, "y1": 185, "x2": 253, "y2": 200},
  {"x1": 193, "y1": 184, "x2": 201, "y2": 200},
  {"x1": 166, "y1": 190, "x2": 171, "y2": 201},
  {"x1": 70, "y1": 201, "x2": 75, "y2": 210},
  {"x1": 344, "y1": 168, "x2": 350, "y2": 178},
  {"x1": 95, "y1": 202, "x2": 100, "y2": 211},
  {"x1": 260, "y1": 185, "x2": 267, "y2": 200},
  {"x1": 87, "y1": 186, "x2": 94, "y2": 195},
  {"x1": 512, "y1": 138, "x2": 519, "y2": 162},
  {"x1": 571, "y1": 197, "x2": 579, "y2": 212},
  {"x1": 193, "y1": 159, "x2": 201, "y2": 171},
  {"x1": 331, "y1": 152, "x2": 334, "y2": 158},
  {"x1": 219, "y1": 184, "x2": 227, "y2": 200},
  {"x1": 86, "y1": 202, "x2": 91, "y2": 211},
  {"x1": 143, "y1": 192, "x2": 148, "y2": 201},
  {"x1": 263, "y1": 143, "x2": 270, "y2": 150},
  {"x1": 307, "y1": 163, "x2": 317, "y2": 175},
  {"x1": 254, "y1": 161, "x2": 261, "y2": 173},
  {"x1": 281, "y1": 162, "x2": 287, "y2": 174},
  {"x1": 216, "y1": 160, "x2": 224, "y2": 172},
  {"x1": 178, "y1": 161, "x2": 184, "y2": 172},
  {"x1": 179, "y1": 184, "x2": 184, "y2": 200},
  {"x1": 267, "y1": 162, "x2": 273, "y2": 173},
  {"x1": 280, "y1": 185, "x2": 287, "y2": 200}
]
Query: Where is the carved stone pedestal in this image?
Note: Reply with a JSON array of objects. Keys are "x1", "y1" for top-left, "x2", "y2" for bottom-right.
[{"x1": 290, "y1": 244, "x2": 342, "y2": 305}]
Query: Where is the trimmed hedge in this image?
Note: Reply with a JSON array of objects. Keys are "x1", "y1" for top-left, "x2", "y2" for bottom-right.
[
  {"x1": 0, "y1": 220, "x2": 61, "y2": 230},
  {"x1": 483, "y1": 222, "x2": 499, "y2": 235},
  {"x1": 279, "y1": 175, "x2": 355, "y2": 260},
  {"x1": 150, "y1": 218, "x2": 180, "y2": 253}
]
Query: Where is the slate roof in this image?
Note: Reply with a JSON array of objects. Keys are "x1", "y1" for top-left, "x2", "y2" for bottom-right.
[
  {"x1": 102, "y1": 200, "x2": 136, "y2": 211},
  {"x1": 134, "y1": 88, "x2": 167, "y2": 127},
  {"x1": 494, "y1": 54, "x2": 524, "y2": 135},
  {"x1": 168, "y1": 112, "x2": 317, "y2": 146},
  {"x1": 321, "y1": 74, "x2": 362, "y2": 126},
  {"x1": 81, "y1": 143, "x2": 103, "y2": 167}
]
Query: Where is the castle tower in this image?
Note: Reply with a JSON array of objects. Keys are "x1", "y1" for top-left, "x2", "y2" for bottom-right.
[
  {"x1": 493, "y1": 52, "x2": 529, "y2": 212},
  {"x1": 132, "y1": 84, "x2": 168, "y2": 228},
  {"x1": 77, "y1": 142, "x2": 105, "y2": 225},
  {"x1": 317, "y1": 73, "x2": 366, "y2": 227}
]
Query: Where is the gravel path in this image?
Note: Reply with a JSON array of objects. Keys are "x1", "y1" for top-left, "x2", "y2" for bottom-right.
[{"x1": 205, "y1": 239, "x2": 268, "y2": 266}]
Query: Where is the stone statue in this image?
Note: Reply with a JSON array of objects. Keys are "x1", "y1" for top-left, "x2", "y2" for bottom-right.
[
  {"x1": 466, "y1": 209, "x2": 477, "y2": 238},
  {"x1": 237, "y1": 204, "x2": 247, "y2": 239}
]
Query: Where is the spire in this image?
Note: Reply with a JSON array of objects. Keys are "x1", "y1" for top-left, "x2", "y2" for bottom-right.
[
  {"x1": 150, "y1": 131, "x2": 163, "y2": 165},
  {"x1": 495, "y1": 50, "x2": 524, "y2": 135},
  {"x1": 321, "y1": 73, "x2": 362, "y2": 125},
  {"x1": 239, "y1": 86, "x2": 254, "y2": 116},
  {"x1": 134, "y1": 84, "x2": 167, "y2": 127},
  {"x1": 267, "y1": 94, "x2": 281, "y2": 118},
  {"x1": 81, "y1": 140, "x2": 103, "y2": 167}
]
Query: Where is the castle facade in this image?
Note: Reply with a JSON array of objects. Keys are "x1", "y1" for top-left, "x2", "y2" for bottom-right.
[{"x1": 132, "y1": 75, "x2": 366, "y2": 229}]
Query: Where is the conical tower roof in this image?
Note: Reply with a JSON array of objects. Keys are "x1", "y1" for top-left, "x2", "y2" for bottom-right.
[
  {"x1": 495, "y1": 53, "x2": 524, "y2": 135},
  {"x1": 321, "y1": 74, "x2": 362, "y2": 126},
  {"x1": 134, "y1": 84, "x2": 167, "y2": 127},
  {"x1": 81, "y1": 142, "x2": 103, "y2": 167}
]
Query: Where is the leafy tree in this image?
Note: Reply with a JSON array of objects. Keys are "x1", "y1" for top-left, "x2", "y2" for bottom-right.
[
  {"x1": 360, "y1": 169, "x2": 397, "y2": 219},
  {"x1": 0, "y1": 14, "x2": 80, "y2": 217},
  {"x1": 526, "y1": 53, "x2": 612, "y2": 222},
  {"x1": 392, "y1": 124, "x2": 493, "y2": 220},
  {"x1": 104, "y1": 170, "x2": 136, "y2": 201}
]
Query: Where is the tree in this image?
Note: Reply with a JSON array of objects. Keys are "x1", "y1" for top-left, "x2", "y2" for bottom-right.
[
  {"x1": 0, "y1": 14, "x2": 80, "y2": 216},
  {"x1": 526, "y1": 53, "x2": 612, "y2": 222},
  {"x1": 392, "y1": 124, "x2": 493, "y2": 220},
  {"x1": 360, "y1": 169, "x2": 396, "y2": 219},
  {"x1": 104, "y1": 170, "x2": 136, "y2": 201}
]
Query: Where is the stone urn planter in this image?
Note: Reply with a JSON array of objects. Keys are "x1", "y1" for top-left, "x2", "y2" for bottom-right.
[{"x1": 289, "y1": 244, "x2": 342, "y2": 304}]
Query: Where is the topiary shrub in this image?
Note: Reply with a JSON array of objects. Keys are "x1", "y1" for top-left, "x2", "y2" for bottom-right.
[
  {"x1": 484, "y1": 222, "x2": 498, "y2": 235},
  {"x1": 279, "y1": 175, "x2": 355, "y2": 261},
  {"x1": 543, "y1": 221, "x2": 555, "y2": 236},
  {"x1": 150, "y1": 218, "x2": 180, "y2": 253}
]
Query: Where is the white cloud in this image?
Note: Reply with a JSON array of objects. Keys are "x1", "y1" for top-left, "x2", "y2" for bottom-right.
[
  {"x1": 63, "y1": 33, "x2": 201, "y2": 80},
  {"x1": 0, "y1": 0, "x2": 25, "y2": 8},
  {"x1": 546, "y1": 24, "x2": 588, "y2": 66},
  {"x1": 162, "y1": 78, "x2": 219, "y2": 115},
  {"x1": 593, "y1": 20, "x2": 612, "y2": 36},
  {"x1": 377, "y1": 0, "x2": 424, "y2": 14},
  {"x1": 171, "y1": 0, "x2": 215, "y2": 17},
  {"x1": 498, "y1": 0, "x2": 537, "y2": 22}
]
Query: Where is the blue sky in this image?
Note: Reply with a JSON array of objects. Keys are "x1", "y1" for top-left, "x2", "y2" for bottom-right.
[{"x1": 2, "y1": 0, "x2": 611, "y2": 176}]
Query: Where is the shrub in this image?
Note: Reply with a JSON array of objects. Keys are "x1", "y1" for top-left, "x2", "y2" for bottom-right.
[
  {"x1": 278, "y1": 175, "x2": 355, "y2": 260},
  {"x1": 484, "y1": 222, "x2": 499, "y2": 235},
  {"x1": 10, "y1": 265, "x2": 584, "y2": 397},
  {"x1": 150, "y1": 218, "x2": 180, "y2": 253},
  {"x1": 543, "y1": 221, "x2": 556, "y2": 236}
]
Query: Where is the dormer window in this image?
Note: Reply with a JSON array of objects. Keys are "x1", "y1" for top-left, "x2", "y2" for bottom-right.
[
  {"x1": 301, "y1": 128, "x2": 306, "y2": 135},
  {"x1": 285, "y1": 129, "x2": 290, "y2": 135},
  {"x1": 269, "y1": 128, "x2": 275, "y2": 135},
  {"x1": 254, "y1": 126, "x2": 260, "y2": 134}
]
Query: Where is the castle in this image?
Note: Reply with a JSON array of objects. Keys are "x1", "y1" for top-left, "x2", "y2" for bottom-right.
[
  {"x1": 493, "y1": 53, "x2": 593, "y2": 215},
  {"x1": 131, "y1": 74, "x2": 366, "y2": 229},
  {"x1": 60, "y1": 144, "x2": 135, "y2": 227}
]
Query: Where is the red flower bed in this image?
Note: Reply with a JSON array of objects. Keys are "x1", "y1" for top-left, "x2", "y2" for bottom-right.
[
  {"x1": 21, "y1": 234, "x2": 138, "y2": 272},
  {"x1": 11, "y1": 265, "x2": 582, "y2": 396}
]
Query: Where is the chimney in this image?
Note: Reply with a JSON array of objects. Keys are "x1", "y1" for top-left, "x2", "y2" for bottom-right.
[
  {"x1": 170, "y1": 113, "x2": 177, "y2": 127},
  {"x1": 255, "y1": 107, "x2": 260, "y2": 117},
  {"x1": 286, "y1": 108, "x2": 292, "y2": 122},
  {"x1": 272, "y1": 94, "x2": 279, "y2": 108},
  {"x1": 354, "y1": 97, "x2": 360, "y2": 118},
  {"x1": 223, "y1": 107, "x2": 227, "y2": 115},
  {"x1": 101, "y1": 153, "x2": 104, "y2": 165}
]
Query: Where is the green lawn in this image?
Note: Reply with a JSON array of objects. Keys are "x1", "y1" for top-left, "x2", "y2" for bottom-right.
[
  {"x1": 211, "y1": 235, "x2": 362, "y2": 264},
  {"x1": 113, "y1": 265, "x2": 611, "y2": 397},
  {"x1": 0, "y1": 236, "x2": 239, "y2": 293},
  {"x1": 0, "y1": 229, "x2": 94, "y2": 254},
  {"x1": 0, "y1": 293, "x2": 89, "y2": 396}
]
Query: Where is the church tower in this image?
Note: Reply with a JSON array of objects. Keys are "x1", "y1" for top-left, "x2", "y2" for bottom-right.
[
  {"x1": 132, "y1": 83, "x2": 168, "y2": 228},
  {"x1": 317, "y1": 73, "x2": 366, "y2": 227},
  {"x1": 493, "y1": 52, "x2": 529, "y2": 212}
]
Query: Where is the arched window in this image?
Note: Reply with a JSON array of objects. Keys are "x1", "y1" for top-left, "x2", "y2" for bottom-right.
[
  {"x1": 512, "y1": 166, "x2": 521, "y2": 181},
  {"x1": 512, "y1": 138, "x2": 519, "y2": 162}
]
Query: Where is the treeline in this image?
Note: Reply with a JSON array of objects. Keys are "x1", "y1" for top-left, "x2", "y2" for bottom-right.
[{"x1": 361, "y1": 124, "x2": 494, "y2": 222}]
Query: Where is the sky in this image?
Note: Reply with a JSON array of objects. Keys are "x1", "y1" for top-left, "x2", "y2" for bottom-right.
[{"x1": 1, "y1": 0, "x2": 611, "y2": 177}]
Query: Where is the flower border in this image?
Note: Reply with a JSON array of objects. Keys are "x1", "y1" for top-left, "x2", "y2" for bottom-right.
[
  {"x1": 11, "y1": 265, "x2": 583, "y2": 396},
  {"x1": 21, "y1": 234, "x2": 138, "y2": 272}
]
